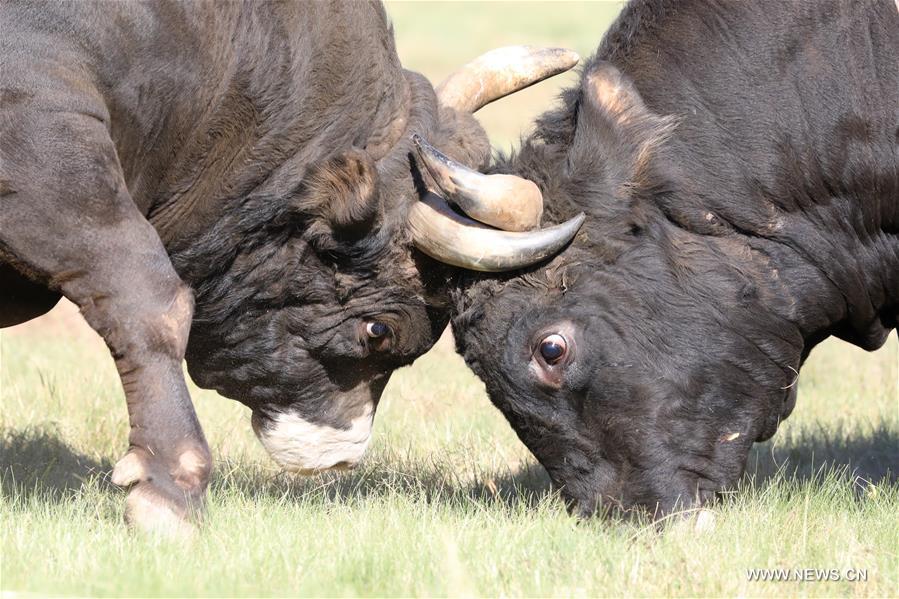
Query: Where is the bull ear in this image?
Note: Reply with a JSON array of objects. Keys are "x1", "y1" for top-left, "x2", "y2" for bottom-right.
[
  {"x1": 571, "y1": 62, "x2": 654, "y2": 157},
  {"x1": 293, "y1": 149, "x2": 382, "y2": 242},
  {"x1": 570, "y1": 62, "x2": 675, "y2": 187},
  {"x1": 583, "y1": 62, "x2": 652, "y2": 125}
]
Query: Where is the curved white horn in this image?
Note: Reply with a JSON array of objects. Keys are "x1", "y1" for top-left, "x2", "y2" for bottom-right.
[
  {"x1": 412, "y1": 134, "x2": 542, "y2": 232},
  {"x1": 438, "y1": 46, "x2": 580, "y2": 113},
  {"x1": 408, "y1": 193, "x2": 585, "y2": 272}
]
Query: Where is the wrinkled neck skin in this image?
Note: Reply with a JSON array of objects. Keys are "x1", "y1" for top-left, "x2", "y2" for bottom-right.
[
  {"x1": 596, "y1": 0, "x2": 899, "y2": 356},
  {"x1": 601, "y1": 4, "x2": 899, "y2": 362},
  {"x1": 643, "y1": 143, "x2": 898, "y2": 365}
]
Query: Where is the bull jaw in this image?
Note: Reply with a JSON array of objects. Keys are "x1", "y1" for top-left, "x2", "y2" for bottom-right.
[{"x1": 252, "y1": 404, "x2": 374, "y2": 474}]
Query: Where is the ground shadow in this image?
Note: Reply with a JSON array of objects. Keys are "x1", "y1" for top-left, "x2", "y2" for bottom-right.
[
  {"x1": 212, "y1": 424, "x2": 898, "y2": 510},
  {"x1": 0, "y1": 428, "x2": 113, "y2": 503},
  {"x1": 212, "y1": 452, "x2": 557, "y2": 511},
  {"x1": 2, "y1": 423, "x2": 895, "y2": 511},
  {"x1": 746, "y1": 421, "x2": 897, "y2": 485},
  {"x1": 0, "y1": 425, "x2": 555, "y2": 510}
]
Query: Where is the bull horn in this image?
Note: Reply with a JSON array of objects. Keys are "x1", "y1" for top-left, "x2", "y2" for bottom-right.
[
  {"x1": 408, "y1": 193, "x2": 585, "y2": 272},
  {"x1": 412, "y1": 134, "x2": 542, "y2": 232},
  {"x1": 437, "y1": 46, "x2": 580, "y2": 113}
]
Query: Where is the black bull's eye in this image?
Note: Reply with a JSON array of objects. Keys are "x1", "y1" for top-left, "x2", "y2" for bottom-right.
[
  {"x1": 366, "y1": 321, "x2": 390, "y2": 338},
  {"x1": 539, "y1": 333, "x2": 567, "y2": 363}
]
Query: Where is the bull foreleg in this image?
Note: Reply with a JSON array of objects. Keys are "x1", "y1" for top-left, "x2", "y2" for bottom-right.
[{"x1": 0, "y1": 111, "x2": 211, "y2": 536}]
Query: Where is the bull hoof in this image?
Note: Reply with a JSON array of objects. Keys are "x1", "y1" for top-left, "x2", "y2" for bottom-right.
[
  {"x1": 693, "y1": 508, "x2": 717, "y2": 533},
  {"x1": 112, "y1": 449, "x2": 208, "y2": 539},
  {"x1": 123, "y1": 483, "x2": 198, "y2": 540}
]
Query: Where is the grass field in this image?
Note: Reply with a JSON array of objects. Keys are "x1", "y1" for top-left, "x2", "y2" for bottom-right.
[{"x1": 2, "y1": 2, "x2": 898, "y2": 597}]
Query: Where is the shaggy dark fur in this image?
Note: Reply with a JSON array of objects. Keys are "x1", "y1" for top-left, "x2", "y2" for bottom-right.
[
  {"x1": 0, "y1": 0, "x2": 487, "y2": 526},
  {"x1": 452, "y1": 0, "x2": 898, "y2": 517}
]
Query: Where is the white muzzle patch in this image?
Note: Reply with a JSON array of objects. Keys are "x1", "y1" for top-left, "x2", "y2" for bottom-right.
[{"x1": 253, "y1": 404, "x2": 374, "y2": 474}]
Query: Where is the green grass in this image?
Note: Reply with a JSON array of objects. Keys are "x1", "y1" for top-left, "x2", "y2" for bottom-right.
[{"x1": 3, "y1": 2, "x2": 899, "y2": 596}]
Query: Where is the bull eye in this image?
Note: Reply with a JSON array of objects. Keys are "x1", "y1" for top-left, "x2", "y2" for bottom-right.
[
  {"x1": 539, "y1": 333, "x2": 568, "y2": 364},
  {"x1": 365, "y1": 321, "x2": 390, "y2": 339}
]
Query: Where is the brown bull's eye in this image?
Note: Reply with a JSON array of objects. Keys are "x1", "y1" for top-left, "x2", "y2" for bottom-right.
[
  {"x1": 366, "y1": 321, "x2": 390, "y2": 339},
  {"x1": 539, "y1": 333, "x2": 567, "y2": 364}
]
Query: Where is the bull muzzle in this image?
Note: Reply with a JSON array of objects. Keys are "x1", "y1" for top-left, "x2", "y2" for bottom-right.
[{"x1": 251, "y1": 405, "x2": 374, "y2": 475}]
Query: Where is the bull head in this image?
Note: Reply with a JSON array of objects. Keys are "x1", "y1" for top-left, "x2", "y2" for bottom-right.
[{"x1": 410, "y1": 46, "x2": 586, "y2": 272}]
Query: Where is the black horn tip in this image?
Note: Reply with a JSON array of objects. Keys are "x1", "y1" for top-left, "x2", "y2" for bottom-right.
[
  {"x1": 410, "y1": 134, "x2": 454, "y2": 168},
  {"x1": 411, "y1": 133, "x2": 437, "y2": 153},
  {"x1": 548, "y1": 47, "x2": 580, "y2": 63}
]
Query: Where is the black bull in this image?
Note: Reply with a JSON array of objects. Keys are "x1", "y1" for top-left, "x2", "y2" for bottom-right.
[
  {"x1": 0, "y1": 0, "x2": 581, "y2": 535},
  {"x1": 450, "y1": 0, "x2": 898, "y2": 518}
]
